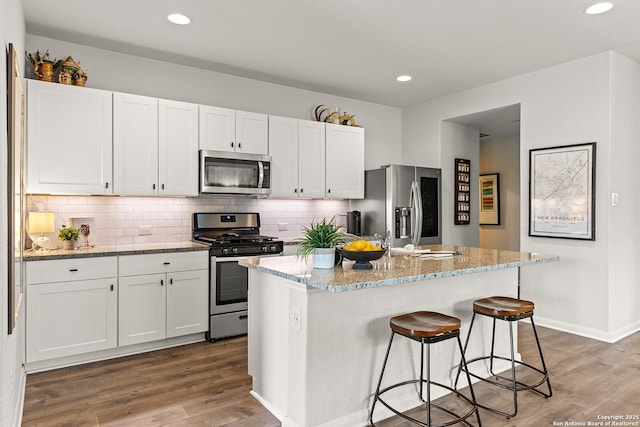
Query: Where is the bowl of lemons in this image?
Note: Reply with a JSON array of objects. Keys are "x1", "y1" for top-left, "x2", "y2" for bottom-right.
[{"x1": 339, "y1": 239, "x2": 387, "y2": 270}]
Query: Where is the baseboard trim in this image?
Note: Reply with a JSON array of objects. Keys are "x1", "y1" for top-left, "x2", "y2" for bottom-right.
[
  {"x1": 533, "y1": 316, "x2": 640, "y2": 343},
  {"x1": 12, "y1": 372, "x2": 27, "y2": 427},
  {"x1": 250, "y1": 390, "x2": 285, "y2": 421}
]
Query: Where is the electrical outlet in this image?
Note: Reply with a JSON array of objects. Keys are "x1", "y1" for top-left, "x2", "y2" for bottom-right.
[
  {"x1": 291, "y1": 306, "x2": 301, "y2": 330},
  {"x1": 278, "y1": 223, "x2": 288, "y2": 231},
  {"x1": 138, "y1": 225, "x2": 152, "y2": 235},
  {"x1": 611, "y1": 192, "x2": 619, "y2": 207}
]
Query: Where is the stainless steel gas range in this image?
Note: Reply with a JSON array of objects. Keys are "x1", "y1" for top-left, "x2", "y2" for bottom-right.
[{"x1": 192, "y1": 212, "x2": 283, "y2": 342}]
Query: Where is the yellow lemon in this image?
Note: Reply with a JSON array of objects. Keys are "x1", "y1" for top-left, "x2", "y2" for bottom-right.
[
  {"x1": 352, "y1": 240, "x2": 367, "y2": 251},
  {"x1": 343, "y1": 244, "x2": 354, "y2": 251}
]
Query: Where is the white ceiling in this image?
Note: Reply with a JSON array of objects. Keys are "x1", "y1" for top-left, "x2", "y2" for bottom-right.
[{"x1": 22, "y1": 0, "x2": 640, "y2": 110}]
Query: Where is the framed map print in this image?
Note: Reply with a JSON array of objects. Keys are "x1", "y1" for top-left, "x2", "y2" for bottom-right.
[{"x1": 529, "y1": 142, "x2": 596, "y2": 240}]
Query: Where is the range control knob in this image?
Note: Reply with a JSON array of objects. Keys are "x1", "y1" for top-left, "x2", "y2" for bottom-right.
[
  {"x1": 262, "y1": 245, "x2": 269, "y2": 253},
  {"x1": 222, "y1": 248, "x2": 230, "y2": 255},
  {"x1": 270, "y1": 245, "x2": 278, "y2": 252},
  {"x1": 232, "y1": 247, "x2": 239, "y2": 254}
]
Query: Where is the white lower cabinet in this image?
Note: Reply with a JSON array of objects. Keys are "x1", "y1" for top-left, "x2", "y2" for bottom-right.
[
  {"x1": 118, "y1": 252, "x2": 208, "y2": 346},
  {"x1": 26, "y1": 257, "x2": 118, "y2": 363}
]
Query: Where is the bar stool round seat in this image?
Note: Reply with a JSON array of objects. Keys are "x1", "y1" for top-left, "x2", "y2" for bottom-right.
[
  {"x1": 473, "y1": 296, "x2": 535, "y2": 319},
  {"x1": 391, "y1": 311, "x2": 461, "y2": 338},
  {"x1": 370, "y1": 311, "x2": 481, "y2": 427},
  {"x1": 455, "y1": 296, "x2": 552, "y2": 419}
]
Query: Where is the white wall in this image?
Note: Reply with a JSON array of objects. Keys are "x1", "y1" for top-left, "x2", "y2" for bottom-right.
[
  {"x1": 403, "y1": 52, "x2": 640, "y2": 341},
  {"x1": 26, "y1": 35, "x2": 402, "y2": 171},
  {"x1": 608, "y1": 54, "x2": 640, "y2": 334},
  {"x1": 440, "y1": 121, "x2": 479, "y2": 246},
  {"x1": 1, "y1": 0, "x2": 27, "y2": 425},
  {"x1": 479, "y1": 135, "x2": 520, "y2": 251}
]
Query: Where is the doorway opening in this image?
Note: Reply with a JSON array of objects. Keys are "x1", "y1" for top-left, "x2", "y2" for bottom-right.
[{"x1": 448, "y1": 104, "x2": 521, "y2": 251}]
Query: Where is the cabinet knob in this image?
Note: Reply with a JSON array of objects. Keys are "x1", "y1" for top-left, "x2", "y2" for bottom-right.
[
  {"x1": 161, "y1": 279, "x2": 164, "y2": 286},
  {"x1": 110, "y1": 284, "x2": 114, "y2": 292},
  {"x1": 238, "y1": 142, "x2": 242, "y2": 149},
  {"x1": 105, "y1": 182, "x2": 109, "y2": 189},
  {"x1": 153, "y1": 183, "x2": 156, "y2": 190},
  {"x1": 231, "y1": 142, "x2": 234, "y2": 148},
  {"x1": 294, "y1": 188, "x2": 297, "y2": 193},
  {"x1": 327, "y1": 188, "x2": 331, "y2": 194},
  {"x1": 300, "y1": 188, "x2": 304, "y2": 194},
  {"x1": 161, "y1": 184, "x2": 165, "y2": 190},
  {"x1": 170, "y1": 278, "x2": 173, "y2": 285}
]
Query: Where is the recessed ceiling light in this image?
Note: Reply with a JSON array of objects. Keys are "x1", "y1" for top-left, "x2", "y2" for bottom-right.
[
  {"x1": 168, "y1": 13, "x2": 191, "y2": 25},
  {"x1": 585, "y1": 2, "x2": 614, "y2": 15},
  {"x1": 396, "y1": 75, "x2": 412, "y2": 82}
]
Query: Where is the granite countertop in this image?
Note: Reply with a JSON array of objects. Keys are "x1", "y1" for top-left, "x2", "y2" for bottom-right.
[
  {"x1": 23, "y1": 241, "x2": 209, "y2": 261},
  {"x1": 240, "y1": 245, "x2": 560, "y2": 292}
]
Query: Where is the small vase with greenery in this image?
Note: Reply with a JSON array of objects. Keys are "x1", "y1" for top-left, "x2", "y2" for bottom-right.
[
  {"x1": 58, "y1": 225, "x2": 80, "y2": 250},
  {"x1": 297, "y1": 217, "x2": 346, "y2": 268}
]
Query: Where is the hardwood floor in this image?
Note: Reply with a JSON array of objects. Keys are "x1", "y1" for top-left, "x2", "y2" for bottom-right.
[
  {"x1": 22, "y1": 325, "x2": 640, "y2": 426},
  {"x1": 22, "y1": 337, "x2": 280, "y2": 427}
]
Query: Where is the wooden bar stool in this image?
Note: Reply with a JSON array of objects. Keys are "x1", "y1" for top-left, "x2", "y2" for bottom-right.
[
  {"x1": 455, "y1": 296, "x2": 552, "y2": 419},
  {"x1": 369, "y1": 311, "x2": 482, "y2": 427}
]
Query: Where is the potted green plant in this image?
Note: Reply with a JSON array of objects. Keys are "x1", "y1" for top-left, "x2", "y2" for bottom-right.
[
  {"x1": 297, "y1": 217, "x2": 346, "y2": 269},
  {"x1": 58, "y1": 225, "x2": 80, "y2": 250}
]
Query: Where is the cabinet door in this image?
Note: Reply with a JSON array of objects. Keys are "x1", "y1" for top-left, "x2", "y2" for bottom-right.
[
  {"x1": 26, "y1": 278, "x2": 117, "y2": 362},
  {"x1": 159, "y1": 99, "x2": 198, "y2": 196},
  {"x1": 236, "y1": 110, "x2": 268, "y2": 154},
  {"x1": 325, "y1": 124, "x2": 365, "y2": 199},
  {"x1": 199, "y1": 105, "x2": 235, "y2": 152},
  {"x1": 166, "y1": 270, "x2": 209, "y2": 338},
  {"x1": 268, "y1": 116, "x2": 299, "y2": 198},
  {"x1": 113, "y1": 93, "x2": 159, "y2": 195},
  {"x1": 298, "y1": 120, "x2": 326, "y2": 198},
  {"x1": 26, "y1": 80, "x2": 113, "y2": 194},
  {"x1": 119, "y1": 273, "x2": 167, "y2": 346}
]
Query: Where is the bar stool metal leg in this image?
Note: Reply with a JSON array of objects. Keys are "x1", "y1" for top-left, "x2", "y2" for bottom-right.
[
  {"x1": 455, "y1": 297, "x2": 552, "y2": 419},
  {"x1": 369, "y1": 332, "x2": 396, "y2": 425},
  {"x1": 370, "y1": 311, "x2": 481, "y2": 427}
]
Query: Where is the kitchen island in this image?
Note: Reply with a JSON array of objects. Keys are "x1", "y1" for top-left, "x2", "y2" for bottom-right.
[{"x1": 240, "y1": 245, "x2": 558, "y2": 427}]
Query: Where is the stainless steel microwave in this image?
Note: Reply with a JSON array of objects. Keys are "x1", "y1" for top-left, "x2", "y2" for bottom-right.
[{"x1": 199, "y1": 150, "x2": 271, "y2": 196}]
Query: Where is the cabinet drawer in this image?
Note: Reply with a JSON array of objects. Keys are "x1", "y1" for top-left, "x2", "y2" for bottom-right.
[
  {"x1": 119, "y1": 251, "x2": 208, "y2": 276},
  {"x1": 26, "y1": 257, "x2": 117, "y2": 284}
]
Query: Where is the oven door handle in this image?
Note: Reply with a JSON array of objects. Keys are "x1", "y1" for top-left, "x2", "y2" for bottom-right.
[{"x1": 214, "y1": 254, "x2": 281, "y2": 263}]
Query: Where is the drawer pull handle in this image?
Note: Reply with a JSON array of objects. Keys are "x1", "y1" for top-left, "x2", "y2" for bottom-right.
[
  {"x1": 69, "y1": 269, "x2": 78, "y2": 272},
  {"x1": 163, "y1": 262, "x2": 170, "y2": 265},
  {"x1": 110, "y1": 284, "x2": 114, "y2": 291},
  {"x1": 239, "y1": 314, "x2": 248, "y2": 320},
  {"x1": 161, "y1": 279, "x2": 164, "y2": 286},
  {"x1": 170, "y1": 278, "x2": 174, "y2": 285}
]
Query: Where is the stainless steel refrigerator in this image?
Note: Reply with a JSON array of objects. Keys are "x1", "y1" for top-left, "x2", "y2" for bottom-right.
[{"x1": 350, "y1": 164, "x2": 442, "y2": 248}]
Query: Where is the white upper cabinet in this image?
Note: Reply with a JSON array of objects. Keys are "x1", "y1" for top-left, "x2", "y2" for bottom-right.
[
  {"x1": 235, "y1": 110, "x2": 268, "y2": 154},
  {"x1": 200, "y1": 105, "x2": 268, "y2": 154},
  {"x1": 26, "y1": 80, "x2": 113, "y2": 194},
  {"x1": 268, "y1": 116, "x2": 299, "y2": 198},
  {"x1": 298, "y1": 120, "x2": 326, "y2": 198},
  {"x1": 199, "y1": 105, "x2": 235, "y2": 152},
  {"x1": 158, "y1": 99, "x2": 198, "y2": 196},
  {"x1": 325, "y1": 123, "x2": 365, "y2": 199},
  {"x1": 113, "y1": 93, "x2": 159, "y2": 195},
  {"x1": 114, "y1": 95, "x2": 198, "y2": 196}
]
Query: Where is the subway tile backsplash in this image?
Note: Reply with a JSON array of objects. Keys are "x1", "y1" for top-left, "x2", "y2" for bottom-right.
[{"x1": 26, "y1": 195, "x2": 349, "y2": 247}]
